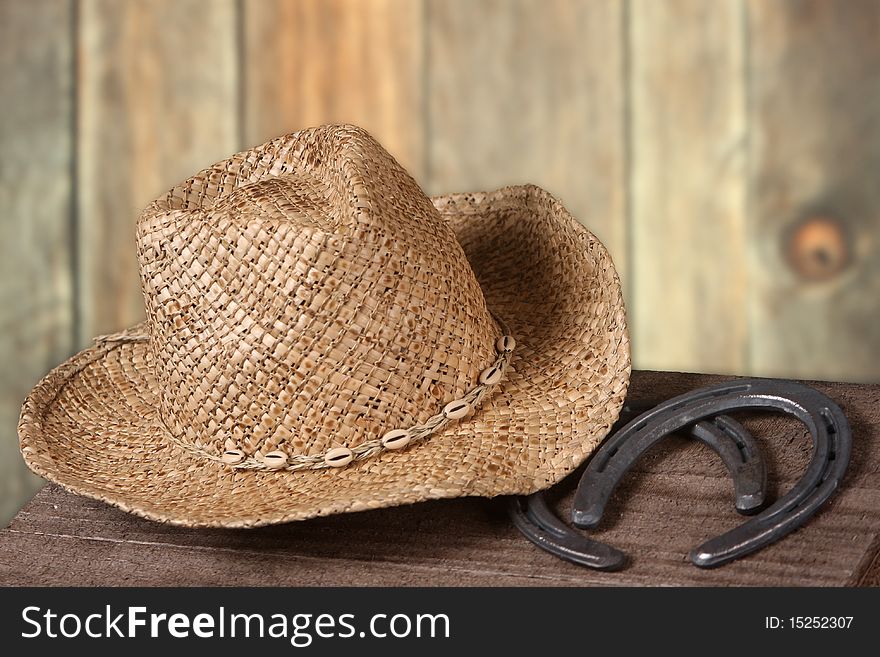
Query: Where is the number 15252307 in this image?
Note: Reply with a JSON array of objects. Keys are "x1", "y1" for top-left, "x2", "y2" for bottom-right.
[{"x1": 765, "y1": 616, "x2": 853, "y2": 629}]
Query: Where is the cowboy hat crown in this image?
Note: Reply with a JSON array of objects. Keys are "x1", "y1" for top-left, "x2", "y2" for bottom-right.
[{"x1": 136, "y1": 125, "x2": 503, "y2": 470}]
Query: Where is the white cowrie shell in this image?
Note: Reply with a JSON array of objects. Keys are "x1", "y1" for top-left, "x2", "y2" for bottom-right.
[
  {"x1": 381, "y1": 429, "x2": 412, "y2": 450},
  {"x1": 496, "y1": 335, "x2": 516, "y2": 353},
  {"x1": 263, "y1": 450, "x2": 288, "y2": 469},
  {"x1": 443, "y1": 399, "x2": 471, "y2": 420},
  {"x1": 479, "y1": 364, "x2": 503, "y2": 385},
  {"x1": 221, "y1": 449, "x2": 244, "y2": 465},
  {"x1": 325, "y1": 447, "x2": 354, "y2": 467}
]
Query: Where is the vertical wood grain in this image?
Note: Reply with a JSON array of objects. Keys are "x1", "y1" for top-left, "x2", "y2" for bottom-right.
[
  {"x1": 0, "y1": 0, "x2": 74, "y2": 523},
  {"x1": 630, "y1": 0, "x2": 748, "y2": 374},
  {"x1": 77, "y1": 0, "x2": 239, "y2": 341},
  {"x1": 425, "y1": 0, "x2": 627, "y2": 275},
  {"x1": 242, "y1": 0, "x2": 425, "y2": 177},
  {"x1": 748, "y1": 0, "x2": 880, "y2": 382}
]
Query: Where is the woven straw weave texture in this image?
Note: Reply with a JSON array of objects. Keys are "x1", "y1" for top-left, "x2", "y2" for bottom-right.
[{"x1": 19, "y1": 125, "x2": 630, "y2": 527}]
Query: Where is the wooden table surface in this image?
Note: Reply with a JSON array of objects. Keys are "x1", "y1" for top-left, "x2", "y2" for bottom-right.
[{"x1": 2, "y1": 371, "x2": 879, "y2": 587}]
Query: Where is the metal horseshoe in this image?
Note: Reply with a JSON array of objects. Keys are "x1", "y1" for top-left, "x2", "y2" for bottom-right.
[
  {"x1": 573, "y1": 379, "x2": 852, "y2": 568},
  {"x1": 509, "y1": 405, "x2": 768, "y2": 571},
  {"x1": 510, "y1": 379, "x2": 852, "y2": 570}
]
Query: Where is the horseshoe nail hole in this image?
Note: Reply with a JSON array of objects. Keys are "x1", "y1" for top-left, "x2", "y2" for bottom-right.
[
  {"x1": 596, "y1": 452, "x2": 616, "y2": 473},
  {"x1": 711, "y1": 385, "x2": 750, "y2": 398},
  {"x1": 717, "y1": 422, "x2": 735, "y2": 437},
  {"x1": 675, "y1": 385, "x2": 747, "y2": 404},
  {"x1": 820, "y1": 409, "x2": 837, "y2": 434}
]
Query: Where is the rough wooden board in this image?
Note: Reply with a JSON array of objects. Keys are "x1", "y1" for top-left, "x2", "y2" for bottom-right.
[
  {"x1": 242, "y1": 0, "x2": 424, "y2": 177},
  {"x1": 425, "y1": 0, "x2": 628, "y2": 284},
  {"x1": 76, "y1": 0, "x2": 239, "y2": 342},
  {"x1": 630, "y1": 0, "x2": 748, "y2": 375},
  {"x1": 0, "y1": 0, "x2": 74, "y2": 525},
  {"x1": 2, "y1": 371, "x2": 878, "y2": 586},
  {"x1": 747, "y1": 0, "x2": 880, "y2": 383}
]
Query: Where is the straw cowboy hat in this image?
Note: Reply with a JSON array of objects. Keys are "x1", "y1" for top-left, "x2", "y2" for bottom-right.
[{"x1": 19, "y1": 124, "x2": 630, "y2": 527}]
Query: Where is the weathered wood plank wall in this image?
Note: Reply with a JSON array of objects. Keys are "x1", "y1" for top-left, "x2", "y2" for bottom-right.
[
  {"x1": 0, "y1": 0, "x2": 75, "y2": 523},
  {"x1": 77, "y1": 0, "x2": 239, "y2": 339},
  {"x1": 748, "y1": 0, "x2": 880, "y2": 382},
  {"x1": 424, "y1": 0, "x2": 628, "y2": 272},
  {"x1": 2, "y1": 0, "x2": 879, "y2": 523},
  {"x1": 630, "y1": 0, "x2": 748, "y2": 374},
  {"x1": 243, "y1": 0, "x2": 425, "y2": 177}
]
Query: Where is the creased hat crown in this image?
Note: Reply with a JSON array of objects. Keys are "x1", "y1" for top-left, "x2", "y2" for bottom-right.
[{"x1": 136, "y1": 125, "x2": 501, "y2": 463}]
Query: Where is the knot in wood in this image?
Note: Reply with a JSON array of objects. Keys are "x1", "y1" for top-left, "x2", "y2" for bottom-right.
[{"x1": 785, "y1": 216, "x2": 850, "y2": 282}]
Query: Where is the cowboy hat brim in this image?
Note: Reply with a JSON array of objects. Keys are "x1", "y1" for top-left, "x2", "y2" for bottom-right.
[{"x1": 19, "y1": 184, "x2": 630, "y2": 527}]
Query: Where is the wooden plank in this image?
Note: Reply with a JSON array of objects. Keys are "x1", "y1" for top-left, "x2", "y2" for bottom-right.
[
  {"x1": 242, "y1": 0, "x2": 425, "y2": 176},
  {"x1": 425, "y1": 0, "x2": 627, "y2": 279},
  {"x1": 77, "y1": 0, "x2": 239, "y2": 341},
  {"x1": 748, "y1": 0, "x2": 880, "y2": 383},
  {"x1": 0, "y1": 0, "x2": 74, "y2": 525},
  {"x1": 3, "y1": 372, "x2": 878, "y2": 586},
  {"x1": 629, "y1": 0, "x2": 748, "y2": 374}
]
